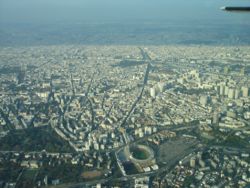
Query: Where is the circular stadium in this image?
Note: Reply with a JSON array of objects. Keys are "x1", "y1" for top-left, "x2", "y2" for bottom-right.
[{"x1": 125, "y1": 144, "x2": 154, "y2": 164}]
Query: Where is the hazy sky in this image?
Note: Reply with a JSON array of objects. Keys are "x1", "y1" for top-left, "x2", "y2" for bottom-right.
[{"x1": 1, "y1": 0, "x2": 249, "y2": 24}]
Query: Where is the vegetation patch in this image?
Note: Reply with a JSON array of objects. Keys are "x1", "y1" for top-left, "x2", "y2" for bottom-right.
[
  {"x1": 0, "y1": 126, "x2": 74, "y2": 153},
  {"x1": 123, "y1": 161, "x2": 139, "y2": 175}
]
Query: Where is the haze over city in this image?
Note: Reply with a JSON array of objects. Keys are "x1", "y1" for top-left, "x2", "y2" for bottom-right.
[
  {"x1": 1, "y1": 0, "x2": 250, "y2": 46},
  {"x1": 0, "y1": 0, "x2": 250, "y2": 188}
]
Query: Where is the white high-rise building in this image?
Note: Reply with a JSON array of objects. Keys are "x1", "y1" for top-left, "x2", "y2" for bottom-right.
[
  {"x1": 235, "y1": 89, "x2": 240, "y2": 99},
  {"x1": 150, "y1": 87, "x2": 156, "y2": 98},
  {"x1": 228, "y1": 88, "x2": 235, "y2": 99},
  {"x1": 242, "y1": 87, "x2": 249, "y2": 97},
  {"x1": 190, "y1": 157, "x2": 196, "y2": 168}
]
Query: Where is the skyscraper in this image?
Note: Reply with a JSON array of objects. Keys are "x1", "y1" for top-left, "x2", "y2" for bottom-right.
[{"x1": 242, "y1": 87, "x2": 249, "y2": 97}]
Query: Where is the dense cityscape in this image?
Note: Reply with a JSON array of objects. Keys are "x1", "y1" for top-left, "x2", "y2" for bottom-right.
[{"x1": 0, "y1": 45, "x2": 249, "y2": 188}]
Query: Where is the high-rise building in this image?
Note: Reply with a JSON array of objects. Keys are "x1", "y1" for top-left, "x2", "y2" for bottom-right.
[
  {"x1": 190, "y1": 157, "x2": 196, "y2": 168},
  {"x1": 235, "y1": 89, "x2": 240, "y2": 99},
  {"x1": 219, "y1": 85, "x2": 225, "y2": 96},
  {"x1": 44, "y1": 175, "x2": 48, "y2": 186},
  {"x1": 200, "y1": 95, "x2": 208, "y2": 107},
  {"x1": 242, "y1": 87, "x2": 249, "y2": 97},
  {"x1": 150, "y1": 87, "x2": 156, "y2": 98},
  {"x1": 224, "y1": 86, "x2": 229, "y2": 96},
  {"x1": 228, "y1": 88, "x2": 235, "y2": 99}
]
